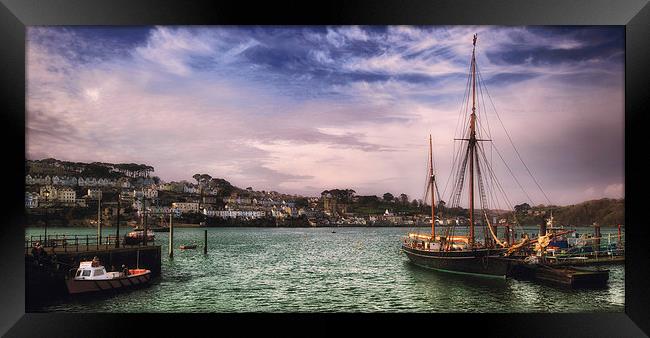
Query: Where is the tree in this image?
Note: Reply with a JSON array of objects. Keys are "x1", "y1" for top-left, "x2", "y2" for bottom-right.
[
  {"x1": 383, "y1": 193, "x2": 394, "y2": 202},
  {"x1": 399, "y1": 194, "x2": 409, "y2": 204},
  {"x1": 437, "y1": 200, "x2": 447, "y2": 213},
  {"x1": 514, "y1": 203, "x2": 531, "y2": 214}
]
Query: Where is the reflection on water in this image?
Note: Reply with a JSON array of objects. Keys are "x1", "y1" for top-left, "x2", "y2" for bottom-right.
[{"x1": 26, "y1": 226, "x2": 624, "y2": 313}]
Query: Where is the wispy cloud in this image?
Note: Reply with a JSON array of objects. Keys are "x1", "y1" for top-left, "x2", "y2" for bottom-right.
[{"x1": 26, "y1": 26, "x2": 624, "y2": 205}]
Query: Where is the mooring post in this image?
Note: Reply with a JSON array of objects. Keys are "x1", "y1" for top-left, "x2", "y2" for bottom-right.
[
  {"x1": 204, "y1": 229, "x2": 208, "y2": 255},
  {"x1": 169, "y1": 213, "x2": 174, "y2": 259},
  {"x1": 617, "y1": 224, "x2": 621, "y2": 244},
  {"x1": 97, "y1": 195, "x2": 102, "y2": 244},
  {"x1": 594, "y1": 222, "x2": 601, "y2": 253},
  {"x1": 116, "y1": 194, "x2": 120, "y2": 248}
]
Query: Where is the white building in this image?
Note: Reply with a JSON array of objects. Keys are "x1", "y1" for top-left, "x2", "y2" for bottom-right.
[
  {"x1": 183, "y1": 185, "x2": 199, "y2": 194},
  {"x1": 203, "y1": 209, "x2": 265, "y2": 219},
  {"x1": 25, "y1": 192, "x2": 39, "y2": 208},
  {"x1": 40, "y1": 185, "x2": 76, "y2": 204},
  {"x1": 57, "y1": 187, "x2": 76, "y2": 204},
  {"x1": 172, "y1": 202, "x2": 200, "y2": 214},
  {"x1": 25, "y1": 175, "x2": 52, "y2": 185},
  {"x1": 52, "y1": 175, "x2": 77, "y2": 186},
  {"x1": 133, "y1": 188, "x2": 158, "y2": 199},
  {"x1": 78, "y1": 177, "x2": 97, "y2": 187},
  {"x1": 148, "y1": 206, "x2": 172, "y2": 215}
]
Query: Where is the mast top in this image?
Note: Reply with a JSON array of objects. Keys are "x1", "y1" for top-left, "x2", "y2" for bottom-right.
[{"x1": 473, "y1": 33, "x2": 477, "y2": 46}]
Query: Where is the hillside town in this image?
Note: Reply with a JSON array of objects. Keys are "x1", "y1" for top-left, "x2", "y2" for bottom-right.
[
  {"x1": 25, "y1": 158, "x2": 624, "y2": 228},
  {"x1": 24, "y1": 158, "x2": 439, "y2": 228}
]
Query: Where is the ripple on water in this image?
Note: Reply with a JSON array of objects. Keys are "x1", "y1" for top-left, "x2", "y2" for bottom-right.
[{"x1": 28, "y1": 227, "x2": 625, "y2": 313}]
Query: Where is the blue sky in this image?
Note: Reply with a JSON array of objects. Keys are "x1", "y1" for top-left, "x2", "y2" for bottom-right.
[{"x1": 26, "y1": 26, "x2": 624, "y2": 206}]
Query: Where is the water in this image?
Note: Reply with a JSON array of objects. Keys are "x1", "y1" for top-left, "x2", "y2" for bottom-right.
[{"x1": 26, "y1": 226, "x2": 624, "y2": 312}]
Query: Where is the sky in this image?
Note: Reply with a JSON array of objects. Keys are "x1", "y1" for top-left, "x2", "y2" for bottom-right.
[{"x1": 26, "y1": 26, "x2": 624, "y2": 206}]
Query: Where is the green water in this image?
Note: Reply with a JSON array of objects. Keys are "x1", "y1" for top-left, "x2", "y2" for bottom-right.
[{"x1": 26, "y1": 226, "x2": 624, "y2": 312}]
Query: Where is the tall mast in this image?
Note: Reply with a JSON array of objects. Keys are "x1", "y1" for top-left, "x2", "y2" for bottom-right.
[
  {"x1": 468, "y1": 33, "x2": 478, "y2": 247},
  {"x1": 430, "y1": 135, "x2": 435, "y2": 239}
]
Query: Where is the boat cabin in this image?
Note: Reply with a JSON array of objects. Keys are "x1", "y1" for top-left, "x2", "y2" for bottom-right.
[{"x1": 73, "y1": 260, "x2": 123, "y2": 280}]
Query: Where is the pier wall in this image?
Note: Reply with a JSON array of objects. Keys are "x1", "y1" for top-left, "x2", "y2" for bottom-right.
[{"x1": 26, "y1": 245, "x2": 161, "y2": 308}]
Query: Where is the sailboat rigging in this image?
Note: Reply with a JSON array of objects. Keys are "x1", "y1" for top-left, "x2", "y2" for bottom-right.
[{"x1": 401, "y1": 33, "x2": 552, "y2": 277}]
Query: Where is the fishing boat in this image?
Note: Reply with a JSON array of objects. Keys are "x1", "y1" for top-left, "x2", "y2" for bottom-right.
[
  {"x1": 401, "y1": 34, "x2": 559, "y2": 277},
  {"x1": 65, "y1": 259, "x2": 151, "y2": 294},
  {"x1": 179, "y1": 244, "x2": 197, "y2": 250}
]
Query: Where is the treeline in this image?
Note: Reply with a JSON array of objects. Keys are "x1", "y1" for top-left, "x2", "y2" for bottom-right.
[
  {"x1": 514, "y1": 198, "x2": 624, "y2": 226},
  {"x1": 27, "y1": 158, "x2": 157, "y2": 180}
]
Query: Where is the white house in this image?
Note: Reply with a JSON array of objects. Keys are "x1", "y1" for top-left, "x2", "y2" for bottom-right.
[
  {"x1": 52, "y1": 175, "x2": 77, "y2": 186},
  {"x1": 203, "y1": 209, "x2": 265, "y2": 219},
  {"x1": 172, "y1": 202, "x2": 200, "y2": 214},
  {"x1": 183, "y1": 185, "x2": 199, "y2": 194},
  {"x1": 25, "y1": 175, "x2": 52, "y2": 185},
  {"x1": 25, "y1": 192, "x2": 39, "y2": 208},
  {"x1": 78, "y1": 177, "x2": 97, "y2": 187},
  {"x1": 40, "y1": 185, "x2": 76, "y2": 204},
  {"x1": 133, "y1": 187, "x2": 158, "y2": 199}
]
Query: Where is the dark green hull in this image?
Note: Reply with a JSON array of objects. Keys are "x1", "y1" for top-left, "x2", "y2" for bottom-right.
[{"x1": 401, "y1": 245, "x2": 514, "y2": 278}]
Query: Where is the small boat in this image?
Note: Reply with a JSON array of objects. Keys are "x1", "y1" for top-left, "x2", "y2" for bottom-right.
[
  {"x1": 180, "y1": 244, "x2": 197, "y2": 250},
  {"x1": 65, "y1": 260, "x2": 151, "y2": 294},
  {"x1": 123, "y1": 229, "x2": 155, "y2": 245}
]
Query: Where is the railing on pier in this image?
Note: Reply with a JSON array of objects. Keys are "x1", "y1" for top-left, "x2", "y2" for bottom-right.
[{"x1": 25, "y1": 234, "x2": 155, "y2": 255}]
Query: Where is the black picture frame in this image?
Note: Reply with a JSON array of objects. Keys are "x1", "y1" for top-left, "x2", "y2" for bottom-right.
[{"x1": 1, "y1": 0, "x2": 648, "y2": 336}]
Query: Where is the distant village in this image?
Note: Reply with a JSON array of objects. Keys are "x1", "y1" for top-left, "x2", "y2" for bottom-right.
[
  {"x1": 24, "y1": 158, "x2": 624, "y2": 228},
  {"x1": 24, "y1": 158, "x2": 442, "y2": 228}
]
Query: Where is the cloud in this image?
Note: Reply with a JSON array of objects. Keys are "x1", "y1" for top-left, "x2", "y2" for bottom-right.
[{"x1": 26, "y1": 26, "x2": 624, "y2": 205}]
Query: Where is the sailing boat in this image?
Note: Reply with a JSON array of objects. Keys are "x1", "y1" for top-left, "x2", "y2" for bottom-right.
[{"x1": 401, "y1": 34, "x2": 514, "y2": 277}]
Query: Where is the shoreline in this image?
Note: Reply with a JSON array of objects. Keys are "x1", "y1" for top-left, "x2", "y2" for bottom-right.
[{"x1": 23, "y1": 224, "x2": 625, "y2": 229}]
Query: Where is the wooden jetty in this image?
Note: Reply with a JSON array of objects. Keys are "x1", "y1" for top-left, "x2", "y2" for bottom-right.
[
  {"x1": 547, "y1": 255, "x2": 624, "y2": 266},
  {"x1": 511, "y1": 263, "x2": 609, "y2": 287},
  {"x1": 25, "y1": 234, "x2": 161, "y2": 306}
]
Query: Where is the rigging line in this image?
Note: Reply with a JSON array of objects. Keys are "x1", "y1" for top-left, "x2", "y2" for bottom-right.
[
  {"x1": 473, "y1": 73, "x2": 538, "y2": 208},
  {"x1": 476, "y1": 141, "x2": 505, "y2": 211},
  {"x1": 489, "y1": 141, "x2": 535, "y2": 207},
  {"x1": 475, "y1": 142, "x2": 500, "y2": 210},
  {"x1": 477, "y1": 143, "x2": 510, "y2": 205},
  {"x1": 476, "y1": 141, "x2": 515, "y2": 211},
  {"x1": 451, "y1": 145, "x2": 471, "y2": 208},
  {"x1": 476, "y1": 62, "x2": 493, "y2": 140},
  {"x1": 443, "y1": 67, "x2": 473, "y2": 202},
  {"x1": 453, "y1": 52, "x2": 475, "y2": 141},
  {"x1": 473, "y1": 102, "x2": 505, "y2": 207},
  {"x1": 477, "y1": 69, "x2": 494, "y2": 143},
  {"x1": 477, "y1": 68, "x2": 553, "y2": 205},
  {"x1": 446, "y1": 88, "x2": 473, "y2": 204}
]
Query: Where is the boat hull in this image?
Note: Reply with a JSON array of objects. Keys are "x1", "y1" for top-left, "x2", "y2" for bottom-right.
[
  {"x1": 401, "y1": 245, "x2": 513, "y2": 278},
  {"x1": 65, "y1": 271, "x2": 152, "y2": 294}
]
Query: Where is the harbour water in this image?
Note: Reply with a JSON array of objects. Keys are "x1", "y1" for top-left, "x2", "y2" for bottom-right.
[{"x1": 26, "y1": 226, "x2": 624, "y2": 312}]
